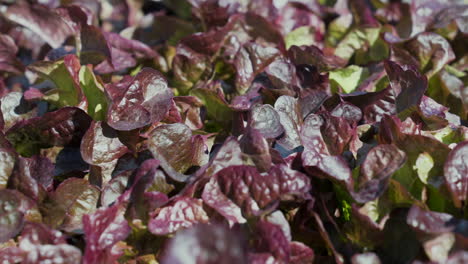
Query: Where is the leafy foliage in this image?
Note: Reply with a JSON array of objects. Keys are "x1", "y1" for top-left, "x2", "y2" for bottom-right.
[{"x1": 0, "y1": 0, "x2": 467, "y2": 263}]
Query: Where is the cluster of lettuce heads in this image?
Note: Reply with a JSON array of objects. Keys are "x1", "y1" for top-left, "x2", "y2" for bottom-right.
[{"x1": 0, "y1": 0, "x2": 467, "y2": 263}]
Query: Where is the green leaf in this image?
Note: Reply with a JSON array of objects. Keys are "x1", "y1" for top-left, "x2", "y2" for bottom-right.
[
  {"x1": 41, "y1": 178, "x2": 100, "y2": 232},
  {"x1": 413, "y1": 152, "x2": 434, "y2": 184},
  {"x1": 333, "y1": 27, "x2": 389, "y2": 64},
  {"x1": 329, "y1": 65, "x2": 369, "y2": 93},
  {"x1": 190, "y1": 84, "x2": 233, "y2": 125},
  {"x1": 28, "y1": 55, "x2": 82, "y2": 107},
  {"x1": 326, "y1": 14, "x2": 353, "y2": 47},
  {"x1": 79, "y1": 66, "x2": 108, "y2": 121},
  {"x1": 285, "y1": 26, "x2": 317, "y2": 49}
]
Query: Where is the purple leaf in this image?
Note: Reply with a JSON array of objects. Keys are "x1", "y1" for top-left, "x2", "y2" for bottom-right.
[
  {"x1": 406, "y1": 32, "x2": 455, "y2": 77},
  {"x1": 80, "y1": 25, "x2": 112, "y2": 65},
  {"x1": 174, "y1": 96, "x2": 205, "y2": 130},
  {"x1": 95, "y1": 31, "x2": 161, "y2": 72},
  {"x1": 359, "y1": 144, "x2": 407, "y2": 184},
  {"x1": 125, "y1": 159, "x2": 171, "y2": 221},
  {"x1": 148, "y1": 123, "x2": 208, "y2": 175},
  {"x1": 319, "y1": 113, "x2": 353, "y2": 156},
  {"x1": 95, "y1": 47, "x2": 136, "y2": 74},
  {"x1": 7, "y1": 156, "x2": 50, "y2": 201},
  {"x1": 103, "y1": 32, "x2": 157, "y2": 59},
  {"x1": 202, "y1": 165, "x2": 310, "y2": 224},
  {"x1": 0, "y1": 190, "x2": 24, "y2": 243},
  {"x1": 161, "y1": 224, "x2": 247, "y2": 264},
  {"x1": 106, "y1": 68, "x2": 173, "y2": 131},
  {"x1": 288, "y1": 45, "x2": 346, "y2": 71},
  {"x1": 265, "y1": 58, "x2": 298, "y2": 92},
  {"x1": 342, "y1": 87, "x2": 396, "y2": 123},
  {"x1": 101, "y1": 173, "x2": 129, "y2": 207},
  {"x1": 172, "y1": 44, "x2": 210, "y2": 94},
  {"x1": 444, "y1": 141, "x2": 468, "y2": 208},
  {"x1": 273, "y1": 96, "x2": 304, "y2": 151},
  {"x1": 6, "y1": 107, "x2": 92, "y2": 156},
  {"x1": 17, "y1": 222, "x2": 82, "y2": 264},
  {"x1": 1, "y1": 92, "x2": 37, "y2": 132},
  {"x1": 290, "y1": 241, "x2": 315, "y2": 264},
  {"x1": 250, "y1": 104, "x2": 284, "y2": 139},
  {"x1": 0, "y1": 34, "x2": 24, "y2": 75},
  {"x1": 407, "y1": 205, "x2": 455, "y2": 234},
  {"x1": 302, "y1": 148, "x2": 353, "y2": 188},
  {"x1": 188, "y1": 0, "x2": 233, "y2": 28},
  {"x1": 42, "y1": 178, "x2": 99, "y2": 232},
  {"x1": 80, "y1": 121, "x2": 128, "y2": 165},
  {"x1": 5, "y1": 3, "x2": 74, "y2": 48},
  {"x1": 148, "y1": 197, "x2": 209, "y2": 235},
  {"x1": 83, "y1": 193, "x2": 130, "y2": 264},
  {"x1": 0, "y1": 147, "x2": 15, "y2": 189},
  {"x1": 235, "y1": 42, "x2": 279, "y2": 94},
  {"x1": 240, "y1": 127, "x2": 272, "y2": 172},
  {"x1": 353, "y1": 144, "x2": 407, "y2": 203},
  {"x1": 384, "y1": 60, "x2": 428, "y2": 113},
  {"x1": 200, "y1": 136, "x2": 245, "y2": 178},
  {"x1": 330, "y1": 102, "x2": 362, "y2": 124},
  {"x1": 252, "y1": 220, "x2": 290, "y2": 262}
]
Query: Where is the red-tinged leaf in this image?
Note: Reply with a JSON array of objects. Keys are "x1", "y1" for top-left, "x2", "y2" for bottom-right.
[
  {"x1": 5, "y1": 3, "x2": 74, "y2": 48},
  {"x1": 290, "y1": 241, "x2": 315, "y2": 264},
  {"x1": 83, "y1": 194, "x2": 130, "y2": 264},
  {"x1": 106, "y1": 68, "x2": 173, "y2": 131},
  {"x1": 352, "y1": 144, "x2": 407, "y2": 203},
  {"x1": 359, "y1": 144, "x2": 407, "y2": 184},
  {"x1": 28, "y1": 54, "x2": 84, "y2": 108},
  {"x1": 6, "y1": 107, "x2": 92, "y2": 156},
  {"x1": 7, "y1": 156, "x2": 51, "y2": 202},
  {"x1": 444, "y1": 141, "x2": 468, "y2": 208},
  {"x1": 407, "y1": 205, "x2": 455, "y2": 234},
  {"x1": 250, "y1": 104, "x2": 284, "y2": 139},
  {"x1": 17, "y1": 222, "x2": 82, "y2": 264},
  {"x1": 80, "y1": 25, "x2": 112, "y2": 65},
  {"x1": 174, "y1": 96, "x2": 204, "y2": 130},
  {"x1": 103, "y1": 32, "x2": 157, "y2": 59},
  {"x1": 172, "y1": 43, "x2": 210, "y2": 94},
  {"x1": 161, "y1": 224, "x2": 247, "y2": 264},
  {"x1": 80, "y1": 121, "x2": 128, "y2": 165},
  {"x1": 148, "y1": 123, "x2": 208, "y2": 175},
  {"x1": 187, "y1": 0, "x2": 232, "y2": 28},
  {"x1": 235, "y1": 42, "x2": 279, "y2": 94},
  {"x1": 265, "y1": 58, "x2": 298, "y2": 92},
  {"x1": 342, "y1": 87, "x2": 396, "y2": 124},
  {"x1": 101, "y1": 173, "x2": 129, "y2": 207},
  {"x1": 384, "y1": 60, "x2": 428, "y2": 113},
  {"x1": 320, "y1": 113, "x2": 353, "y2": 156},
  {"x1": 0, "y1": 147, "x2": 15, "y2": 189},
  {"x1": 202, "y1": 165, "x2": 310, "y2": 224},
  {"x1": 302, "y1": 148, "x2": 353, "y2": 188},
  {"x1": 288, "y1": 45, "x2": 346, "y2": 71},
  {"x1": 148, "y1": 197, "x2": 209, "y2": 235},
  {"x1": 0, "y1": 190, "x2": 24, "y2": 243},
  {"x1": 0, "y1": 34, "x2": 24, "y2": 75},
  {"x1": 240, "y1": 127, "x2": 272, "y2": 172},
  {"x1": 252, "y1": 220, "x2": 290, "y2": 262},
  {"x1": 406, "y1": 32, "x2": 455, "y2": 77},
  {"x1": 42, "y1": 178, "x2": 99, "y2": 232},
  {"x1": 330, "y1": 102, "x2": 362, "y2": 124}
]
